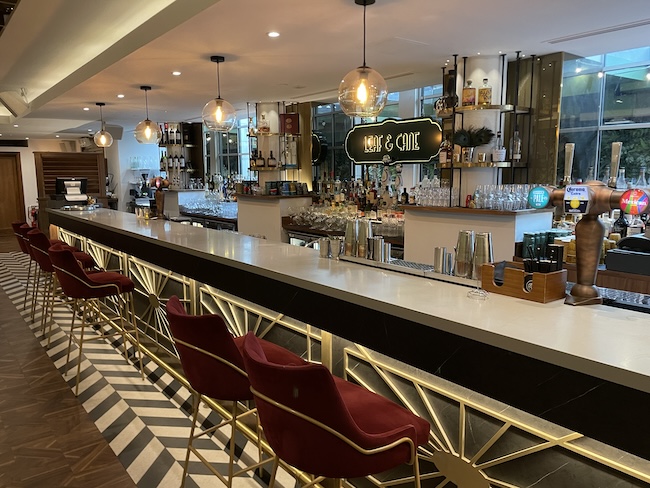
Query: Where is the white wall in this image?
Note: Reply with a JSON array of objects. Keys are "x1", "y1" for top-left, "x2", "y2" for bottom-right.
[{"x1": 113, "y1": 135, "x2": 160, "y2": 211}]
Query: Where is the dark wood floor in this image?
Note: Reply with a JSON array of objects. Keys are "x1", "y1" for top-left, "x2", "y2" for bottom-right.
[{"x1": 0, "y1": 270, "x2": 136, "y2": 487}]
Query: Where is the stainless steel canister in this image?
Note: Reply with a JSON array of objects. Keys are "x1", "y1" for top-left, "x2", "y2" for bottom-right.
[
  {"x1": 318, "y1": 237, "x2": 331, "y2": 258},
  {"x1": 454, "y1": 230, "x2": 474, "y2": 278},
  {"x1": 383, "y1": 242, "x2": 392, "y2": 262},
  {"x1": 433, "y1": 246, "x2": 446, "y2": 273},
  {"x1": 357, "y1": 219, "x2": 373, "y2": 258},
  {"x1": 344, "y1": 219, "x2": 358, "y2": 256},
  {"x1": 372, "y1": 236, "x2": 385, "y2": 262},
  {"x1": 472, "y1": 232, "x2": 493, "y2": 280},
  {"x1": 329, "y1": 236, "x2": 343, "y2": 259}
]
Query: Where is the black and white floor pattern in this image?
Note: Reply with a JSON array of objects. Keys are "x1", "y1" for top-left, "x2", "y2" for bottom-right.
[{"x1": 0, "y1": 252, "x2": 294, "y2": 488}]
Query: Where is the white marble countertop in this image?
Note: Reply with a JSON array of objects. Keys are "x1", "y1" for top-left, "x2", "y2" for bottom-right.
[{"x1": 51, "y1": 208, "x2": 650, "y2": 394}]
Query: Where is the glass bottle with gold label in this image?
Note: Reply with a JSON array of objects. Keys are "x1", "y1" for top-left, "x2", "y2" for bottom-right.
[
  {"x1": 478, "y1": 78, "x2": 492, "y2": 106},
  {"x1": 462, "y1": 80, "x2": 476, "y2": 106}
]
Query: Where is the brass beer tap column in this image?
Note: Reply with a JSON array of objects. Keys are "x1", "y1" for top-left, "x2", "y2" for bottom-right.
[
  {"x1": 541, "y1": 142, "x2": 649, "y2": 306},
  {"x1": 549, "y1": 182, "x2": 626, "y2": 305}
]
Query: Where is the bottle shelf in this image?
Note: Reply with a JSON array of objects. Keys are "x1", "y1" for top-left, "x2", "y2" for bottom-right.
[
  {"x1": 437, "y1": 104, "x2": 530, "y2": 118},
  {"x1": 249, "y1": 132, "x2": 300, "y2": 138}
]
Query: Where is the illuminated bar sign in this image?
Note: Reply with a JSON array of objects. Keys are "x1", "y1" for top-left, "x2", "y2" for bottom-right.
[{"x1": 345, "y1": 117, "x2": 442, "y2": 164}]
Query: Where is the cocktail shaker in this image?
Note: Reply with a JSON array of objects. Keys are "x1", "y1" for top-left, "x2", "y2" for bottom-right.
[
  {"x1": 472, "y1": 232, "x2": 493, "y2": 280},
  {"x1": 318, "y1": 237, "x2": 331, "y2": 258},
  {"x1": 454, "y1": 230, "x2": 474, "y2": 278},
  {"x1": 357, "y1": 219, "x2": 373, "y2": 258},
  {"x1": 433, "y1": 246, "x2": 446, "y2": 274},
  {"x1": 344, "y1": 219, "x2": 358, "y2": 256}
]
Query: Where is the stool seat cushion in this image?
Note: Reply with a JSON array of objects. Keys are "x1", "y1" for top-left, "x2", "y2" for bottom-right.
[{"x1": 87, "y1": 271, "x2": 135, "y2": 293}]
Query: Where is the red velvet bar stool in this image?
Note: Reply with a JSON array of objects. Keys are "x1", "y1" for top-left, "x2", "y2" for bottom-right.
[
  {"x1": 165, "y1": 295, "x2": 306, "y2": 488},
  {"x1": 49, "y1": 243, "x2": 144, "y2": 395},
  {"x1": 27, "y1": 228, "x2": 96, "y2": 346},
  {"x1": 11, "y1": 221, "x2": 35, "y2": 310},
  {"x1": 241, "y1": 332, "x2": 430, "y2": 488}
]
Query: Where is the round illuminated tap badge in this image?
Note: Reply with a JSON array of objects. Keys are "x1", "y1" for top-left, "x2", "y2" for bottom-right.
[
  {"x1": 527, "y1": 186, "x2": 550, "y2": 209},
  {"x1": 620, "y1": 189, "x2": 649, "y2": 215}
]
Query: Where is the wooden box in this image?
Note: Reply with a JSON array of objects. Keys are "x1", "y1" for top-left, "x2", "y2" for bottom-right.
[{"x1": 481, "y1": 262, "x2": 567, "y2": 303}]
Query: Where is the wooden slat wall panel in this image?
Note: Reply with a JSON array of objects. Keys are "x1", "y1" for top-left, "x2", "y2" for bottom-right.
[{"x1": 34, "y1": 152, "x2": 106, "y2": 198}]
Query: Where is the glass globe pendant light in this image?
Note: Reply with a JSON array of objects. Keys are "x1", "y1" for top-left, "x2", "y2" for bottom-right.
[
  {"x1": 134, "y1": 86, "x2": 162, "y2": 144},
  {"x1": 93, "y1": 102, "x2": 113, "y2": 148},
  {"x1": 338, "y1": 0, "x2": 387, "y2": 118},
  {"x1": 202, "y1": 55, "x2": 237, "y2": 132}
]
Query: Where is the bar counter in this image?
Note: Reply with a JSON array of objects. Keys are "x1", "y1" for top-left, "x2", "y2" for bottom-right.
[{"x1": 49, "y1": 208, "x2": 650, "y2": 466}]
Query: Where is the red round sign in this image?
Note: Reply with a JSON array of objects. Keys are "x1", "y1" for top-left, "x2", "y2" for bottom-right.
[{"x1": 620, "y1": 189, "x2": 649, "y2": 215}]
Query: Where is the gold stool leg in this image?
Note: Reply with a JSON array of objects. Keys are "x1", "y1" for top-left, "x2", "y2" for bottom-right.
[
  {"x1": 30, "y1": 265, "x2": 41, "y2": 322},
  {"x1": 126, "y1": 292, "x2": 144, "y2": 380},
  {"x1": 181, "y1": 392, "x2": 201, "y2": 488},
  {"x1": 23, "y1": 258, "x2": 33, "y2": 310},
  {"x1": 65, "y1": 299, "x2": 79, "y2": 375},
  {"x1": 268, "y1": 456, "x2": 280, "y2": 488},
  {"x1": 73, "y1": 300, "x2": 88, "y2": 396}
]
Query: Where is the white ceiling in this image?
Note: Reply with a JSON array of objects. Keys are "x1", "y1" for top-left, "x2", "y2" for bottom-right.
[{"x1": 1, "y1": 0, "x2": 650, "y2": 141}]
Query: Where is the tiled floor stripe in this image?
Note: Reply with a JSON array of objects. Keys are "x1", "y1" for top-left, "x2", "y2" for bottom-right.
[{"x1": 0, "y1": 252, "x2": 296, "y2": 488}]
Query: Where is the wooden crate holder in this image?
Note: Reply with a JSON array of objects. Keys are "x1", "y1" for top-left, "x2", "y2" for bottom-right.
[{"x1": 481, "y1": 262, "x2": 567, "y2": 303}]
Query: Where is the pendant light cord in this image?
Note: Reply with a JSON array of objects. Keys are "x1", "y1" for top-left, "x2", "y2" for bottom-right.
[
  {"x1": 362, "y1": 3, "x2": 367, "y2": 68},
  {"x1": 144, "y1": 89, "x2": 150, "y2": 120},
  {"x1": 217, "y1": 61, "x2": 222, "y2": 99},
  {"x1": 99, "y1": 104, "x2": 105, "y2": 130}
]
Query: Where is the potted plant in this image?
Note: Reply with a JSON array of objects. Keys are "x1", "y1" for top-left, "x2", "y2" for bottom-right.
[{"x1": 452, "y1": 126, "x2": 495, "y2": 162}]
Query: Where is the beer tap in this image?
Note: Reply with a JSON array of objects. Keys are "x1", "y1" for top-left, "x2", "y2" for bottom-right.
[{"x1": 534, "y1": 142, "x2": 649, "y2": 306}]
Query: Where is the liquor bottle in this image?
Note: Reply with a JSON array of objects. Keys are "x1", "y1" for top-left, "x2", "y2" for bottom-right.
[
  {"x1": 160, "y1": 125, "x2": 166, "y2": 144},
  {"x1": 616, "y1": 167, "x2": 627, "y2": 190},
  {"x1": 635, "y1": 165, "x2": 648, "y2": 188},
  {"x1": 628, "y1": 214, "x2": 645, "y2": 235},
  {"x1": 267, "y1": 151, "x2": 277, "y2": 168},
  {"x1": 176, "y1": 126, "x2": 182, "y2": 145},
  {"x1": 611, "y1": 210, "x2": 628, "y2": 238},
  {"x1": 167, "y1": 153, "x2": 173, "y2": 169},
  {"x1": 478, "y1": 78, "x2": 492, "y2": 106},
  {"x1": 400, "y1": 187, "x2": 409, "y2": 205},
  {"x1": 164, "y1": 123, "x2": 169, "y2": 144},
  {"x1": 179, "y1": 152, "x2": 186, "y2": 169},
  {"x1": 251, "y1": 149, "x2": 258, "y2": 168},
  {"x1": 258, "y1": 114, "x2": 270, "y2": 133},
  {"x1": 510, "y1": 130, "x2": 522, "y2": 161},
  {"x1": 462, "y1": 80, "x2": 476, "y2": 106},
  {"x1": 256, "y1": 151, "x2": 266, "y2": 168},
  {"x1": 439, "y1": 135, "x2": 451, "y2": 164},
  {"x1": 173, "y1": 152, "x2": 180, "y2": 169},
  {"x1": 159, "y1": 153, "x2": 166, "y2": 171}
]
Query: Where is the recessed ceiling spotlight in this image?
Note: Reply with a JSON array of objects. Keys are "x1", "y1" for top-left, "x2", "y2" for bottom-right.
[
  {"x1": 267, "y1": 31, "x2": 280, "y2": 38},
  {"x1": 117, "y1": 94, "x2": 125, "y2": 98},
  {"x1": 13, "y1": 124, "x2": 18, "y2": 127},
  {"x1": 25, "y1": 137, "x2": 28, "y2": 140},
  {"x1": 83, "y1": 107, "x2": 90, "y2": 111},
  {"x1": 575, "y1": 67, "x2": 582, "y2": 73},
  {"x1": 55, "y1": 135, "x2": 60, "y2": 138},
  {"x1": 598, "y1": 71, "x2": 604, "y2": 78},
  {"x1": 498, "y1": 51, "x2": 502, "y2": 54},
  {"x1": 477, "y1": 52, "x2": 481, "y2": 55},
  {"x1": 88, "y1": 129, "x2": 93, "y2": 132},
  {"x1": 172, "y1": 71, "x2": 181, "y2": 76}
]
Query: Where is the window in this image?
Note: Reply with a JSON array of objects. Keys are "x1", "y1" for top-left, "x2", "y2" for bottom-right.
[
  {"x1": 559, "y1": 47, "x2": 650, "y2": 184},
  {"x1": 214, "y1": 118, "x2": 250, "y2": 177}
]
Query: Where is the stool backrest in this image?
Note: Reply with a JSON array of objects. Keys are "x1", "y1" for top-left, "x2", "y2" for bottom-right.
[
  {"x1": 16, "y1": 223, "x2": 35, "y2": 256},
  {"x1": 49, "y1": 244, "x2": 119, "y2": 299},
  {"x1": 242, "y1": 332, "x2": 374, "y2": 477},
  {"x1": 11, "y1": 221, "x2": 30, "y2": 255},
  {"x1": 166, "y1": 295, "x2": 252, "y2": 401},
  {"x1": 27, "y1": 229, "x2": 54, "y2": 272}
]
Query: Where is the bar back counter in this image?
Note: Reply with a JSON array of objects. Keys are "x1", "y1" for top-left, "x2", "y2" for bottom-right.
[{"x1": 49, "y1": 208, "x2": 650, "y2": 487}]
